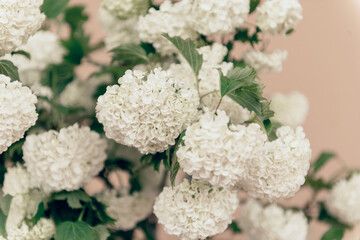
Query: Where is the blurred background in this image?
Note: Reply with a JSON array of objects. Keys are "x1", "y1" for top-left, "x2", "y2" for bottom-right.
[{"x1": 70, "y1": 0, "x2": 360, "y2": 239}]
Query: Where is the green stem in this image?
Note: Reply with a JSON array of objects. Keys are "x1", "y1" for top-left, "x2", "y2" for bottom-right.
[
  {"x1": 200, "y1": 90, "x2": 219, "y2": 101},
  {"x1": 215, "y1": 97, "x2": 223, "y2": 112},
  {"x1": 78, "y1": 207, "x2": 86, "y2": 221}
]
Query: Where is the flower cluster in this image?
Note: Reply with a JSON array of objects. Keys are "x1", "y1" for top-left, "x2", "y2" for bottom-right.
[
  {"x1": 0, "y1": 0, "x2": 45, "y2": 56},
  {"x1": 96, "y1": 189, "x2": 155, "y2": 230},
  {"x1": 3, "y1": 218, "x2": 55, "y2": 240},
  {"x1": 96, "y1": 68, "x2": 199, "y2": 154},
  {"x1": 242, "y1": 50, "x2": 288, "y2": 74},
  {"x1": 23, "y1": 124, "x2": 107, "y2": 193},
  {"x1": 153, "y1": 179, "x2": 239, "y2": 240},
  {"x1": 325, "y1": 174, "x2": 360, "y2": 225},
  {"x1": 239, "y1": 200, "x2": 308, "y2": 240},
  {"x1": 0, "y1": 75, "x2": 38, "y2": 154},
  {"x1": 257, "y1": 0, "x2": 303, "y2": 35}
]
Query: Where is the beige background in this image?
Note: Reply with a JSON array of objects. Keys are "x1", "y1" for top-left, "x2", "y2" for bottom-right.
[{"x1": 71, "y1": 0, "x2": 360, "y2": 239}]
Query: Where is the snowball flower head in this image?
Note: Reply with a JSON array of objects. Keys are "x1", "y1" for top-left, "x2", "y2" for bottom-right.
[
  {"x1": 177, "y1": 110, "x2": 267, "y2": 188},
  {"x1": 101, "y1": 0, "x2": 149, "y2": 19},
  {"x1": 189, "y1": 0, "x2": 250, "y2": 35},
  {"x1": 240, "y1": 199, "x2": 308, "y2": 240},
  {"x1": 23, "y1": 124, "x2": 107, "y2": 193},
  {"x1": 0, "y1": 75, "x2": 38, "y2": 154},
  {"x1": 325, "y1": 174, "x2": 360, "y2": 225},
  {"x1": 96, "y1": 189, "x2": 155, "y2": 230},
  {"x1": 0, "y1": 0, "x2": 45, "y2": 56},
  {"x1": 270, "y1": 92, "x2": 309, "y2": 128},
  {"x1": 6, "y1": 218, "x2": 55, "y2": 240},
  {"x1": 153, "y1": 179, "x2": 239, "y2": 240},
  {"x1": 242, "y1": 50, "x2": 288, "y2": 74},
  {"x1": 96, "y1": 68, "x2": 199, "y2": 154},
  {"x1": 3, "y1": 165, "x2": 31, "y2": 196},
  {"x1": 242, "y1": 126, "x2": 311, "y2": 199},
  {"x1": 257, "y1": 0, "x2": 303, "y2": 35}
]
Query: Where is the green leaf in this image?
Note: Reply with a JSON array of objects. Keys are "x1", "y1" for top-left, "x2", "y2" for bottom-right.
[
  {"x1": 220, "y1": 66, "x2": 257, "y2": 97},
  {"x1": 286, "y1": 29, "x2": 295, "y2": 35},
  {"x1": 92, "y1": 225, "x2": 110, "y2": 240},
  {"x1": 229, "y1": 221, "x2": 242, "y2": 233},
  {"x1": 313, "y1": 152, "x2": 336, "y2": 173},
  {"x1": 11, "y1": 50, "x2": 31, "y2": 59},
  {"x1": 318, "y1": 202, "x2": 350, "y2": 228},
  {"x1": 111, "y1": 44, "x2": 149, "y2": 65},
  {"x1": 64, "y1": 6, "x2": 89, "y2": 31},
  {"x1": 54, "y1": 221, "x2": 95, "y2": 240},
  {"x1": 0, "y1": 211, "x2": 7, "y2": 237},
  {"x1": 0, "y1": 60, "x2": 19, "y2": 81},
  {"x1": 1, "y1": 195, "x2": 13, "y2": 216},
  {"x1": 170, "y1": 130, "x2": 186, "y2": 187},
  {"x1": 268, "y1": 121, "x2": 282, "y2": 141},
  {"x1": 53, "y1": 190, "x2": 91, "y2": 209},
  {"x1": 41, "y1": 0, "x2": 70, "y2": 18},
  {"x1": 28, "y1": 202, "x2": 45, "y2": 225},
  {"x1": 321, "y1": 226, "x2": 345, "y2": 240},
  {"x1": 164, "y1": 148, "x2": 171, "y2": 171},
  {"x1": 306, "y1": 176, "x2": 333, "y2": 191},
  {"x1": 89, "y1": 198, "x2": 115, "y2": 225},
  {"x1": 61, "y1": 32, "x2": 90, "y2": 65},
  {"x1": 163, "y1": 34, "x2": 203, "y2": 77},
  {"x1": 249, "y1": 0, "x2": 261, "y2": 13}
]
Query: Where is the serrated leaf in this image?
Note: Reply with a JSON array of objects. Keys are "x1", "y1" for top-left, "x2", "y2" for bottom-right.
[
  {"x1": 313, "y1": 152, "x2": 336, "y2": 173},
  {"x1": 64, "y1": 6, "x2": 89, "y2": 31},
  {"x1": 163, "y1": 34, "x2": 203, "y2": 77},
  {"x1": 0, "y1": 211, "x2": 7, "y2": 237},
  {"x1": 41, "y1": 0, "x2": 70, "y2": 18},
  {"x1": 1, "y1": 195, "x2": 13, "y2": 216},
  {"x1": 92, "y1": 225, "x2": 110, "y2": 240},
  {"x1": 0, "y1": 60, "x2": 19, "y2": 81},
  {"x1": 321, "y1": 227, "x2": 345, "y2": 240},
  {"x1": 250, "y1": 0, "x2": 261, "y2": 13},
  {"x1": 11, "y1": 50, "x2": 31, "y2": 59},
  {"x1": 53, "y1": 190, "x2": 91, "y2": 209},
  {"x1": 220, "y1": 66, "x2": 257, "y2": 97},
  {"x1": 170, "y1": 130, "x2": 186, "y2": 187},
  {"x1": 111, "y1": 44, "x2": 149, "y2": 65},
  {"x1": 54, "y1": 221, "x2": 95, "y2": 240}
]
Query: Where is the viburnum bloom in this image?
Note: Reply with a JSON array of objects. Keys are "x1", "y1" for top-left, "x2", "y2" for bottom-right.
[
  {"x1": 96, "y1": 189, "x2": 155, "y2": 230},
  {"x1": 3, "y1": 218, "x2": 55, "y2": 240},
  {"x1": 3, "y1": 165, "x2": 31, "y2": 196},
  {"x1": 0, "y1": 0, "x2": 45, "y2": 56},
  {"x1": 257, "y1": 0, "x2": 303, "y2": 35},
  {"x1": 240, "y1": 200, "x2": 308, "y2": 240},
  {"x1": 153, "y1": 179, "x2": 239, "y2": 240},
  {"x1": 137, "y1": 0, "x2": 198, "y2": 56},
  {"x1": 23, "y1": 124, "x2": 107, "y2": 193},
  {"x1": 189, "y1": 0, "x2": 250, "y2": 35},
  {"x1": 242, "y1": 50, "x2": 288, "y2": 74},
  {"x1": 270, "y1": 92, "x2": 309, "y2": 128},
  {"x1": 96, "y1": 68, "x2": 199, "y2": 154},
  {"x1": 177, "y1": 110, "x2": 267, "y2": 188},
  {"x1": 0, "y1": 75, "x2": 38, "y2": 154},
  {"x1": 241, "y1": 126, "x2": 311, "y2": 199},
  {"x1": 325, "y1": 174, "x2": 360, "y2": 225},
  {"x1": 101, "y1": 0, "x2": 149, "y2": 19}
]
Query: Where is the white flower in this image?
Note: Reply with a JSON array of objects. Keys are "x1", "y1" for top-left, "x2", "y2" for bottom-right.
[
  {"x1": 137, "y1": 0, "x2": 198, "y2": 56},
  {"x1": 197, "y1": 43, "x2": 229, "y2": 65},
  {"x1": 189, "y1": 0, "x2": 250, "y2": 35},
  {"x1": 6, "y1": 218, "x2": 55, "y2": 240},
  {"x1": 257, "y1": 0, "x2": 303, "y2": 35},
  {"x1": 0, "y1": 75, "x2": 38, "y2": 154},
  {"x1": 23, "y1": 123, "x2": 108, "y2": 193},
  {"x1": 241, "y1": 126, "x2": 311, "y2": 199},
  {"x1": 96, "y1": 189, "x2": 155, "y2": 230},
  {"x1": 242, "y1": 50, "x2": 288, "y2": 74},
  {"x1": 3, "y1": 165, "x2": 31, "y2": 196},
  {"x1": 59, "y1": 75, "x2": 112, "y2": 113},
  {"x1": 153, "y1": 179, "x2": 239, "y2": 240},
  {"x1": 0, "y1": 0, "x2": 45, "y2": 56},
  {"x1": 239, "y1": 200, "x2": 308, "y2": 240},
  {"x1": 270, "y1": 92, "x2": 309, "y2": 128},
  {"x1": 325, "y1": 174, "x2": 360, "y2": 225},
  {"x1": 99, "y1": 6, "x2": 140, "y2": 50},
  {"x1": 101, "y1": 0, "x2": 149, "y2": 19},
  {"x1": 177, "y1": 110, "x2": 267, "y2": 188},
  {"x1": 96, "y1": 68, "x2": 199, "y2": 154},
  {"x1": 3, "y1": 31, "x2": 66, "y2": 86}
]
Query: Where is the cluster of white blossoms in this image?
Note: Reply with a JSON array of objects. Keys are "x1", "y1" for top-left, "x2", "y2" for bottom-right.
[
  {"x1": 242, "y1": 50, "x2": 288, "y2": 74},
  {"x1": 270, "y1": 92, "x2": 309, "y2": 128},
  {"x1": 96, "y1": 68, "x2": 199, "y2": 154},
  {"x1": 23, "y1": 124, "x2": 107, "y2": 193},
  {"x1": 153, "y1": 179, "x2": 239, "y2": 240},
  {"x1": 0, "y1": 0, "x2": 45, "y2": 56},
  {"x1": 239, "y1": 200, "x2": 308, "y2": 240},
  {"x1": 96, "y1": 189, "x2": 155, "y2": 230},
  {"x1": 325, "y1": 174, "x2": 360, "y2": 225},
  {"x1": 101, "y1": 0, "x2": 148, "y2": 19},
  {"x1": 3, "y1": 165, "x2": 31, "y2": 197},
  {"x1": 177, "y1": 110, "x2": 267, "y2": 188},
  {"x1": 2, "y1": 218, "x2": 55, "y2": 240},
  {"x1": 257, "y1": 0, "x2": 303, "y2": 35},
  {"x1": 0, "y1": 75, "x2": 38, "y2": 154},
  {"x1": 4, "y1": 30, "x2": 66, "y2": 86},
  {"x1": 190, "y1": 0, "x2": 249, "y2": 35}
]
